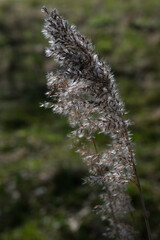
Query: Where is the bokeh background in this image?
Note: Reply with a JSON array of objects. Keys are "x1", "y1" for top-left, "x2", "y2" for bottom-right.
[{"x1": 0, "y1": 0, "x2": 160, "y2": 239}]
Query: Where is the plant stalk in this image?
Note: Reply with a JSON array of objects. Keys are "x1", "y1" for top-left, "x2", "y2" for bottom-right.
[
  {"x1": 123, "y1": 125, "x2": 152, "y2": 240},
  {"x1": 132, "y1": 160, "x2": 152, "y2": 240}
]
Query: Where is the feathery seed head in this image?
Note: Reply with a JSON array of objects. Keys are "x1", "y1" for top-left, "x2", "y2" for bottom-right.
[{"x1": 42, "y1": 6, "x2": 137, "y2": 239}]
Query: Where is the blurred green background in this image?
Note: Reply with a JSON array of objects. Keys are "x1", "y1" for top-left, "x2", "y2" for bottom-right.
[{"x1": 0, "y1": 0, "x2": 160, "y2": 239}]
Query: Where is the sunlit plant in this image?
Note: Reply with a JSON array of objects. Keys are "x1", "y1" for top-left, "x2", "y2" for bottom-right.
[{"x1": 41, "y1": 6, "x2": 151, "y2": 240}]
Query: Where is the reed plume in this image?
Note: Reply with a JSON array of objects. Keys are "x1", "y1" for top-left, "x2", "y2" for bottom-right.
[{"x1": 41, "y1": 6, "x2": 151, "y2": 240}]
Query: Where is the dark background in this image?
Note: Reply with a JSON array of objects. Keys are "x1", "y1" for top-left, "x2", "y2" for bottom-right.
[{"x1": 0, "y1": 0, "x2": 160, "y2": 239}]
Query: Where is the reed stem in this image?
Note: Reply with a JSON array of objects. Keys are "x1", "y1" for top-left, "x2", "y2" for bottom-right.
[{"x1": 123, "y1": 125, "x2": 152, "y2": 240}]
